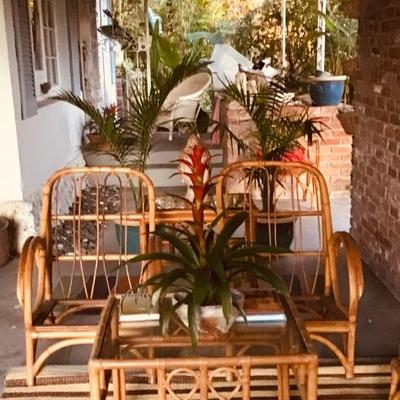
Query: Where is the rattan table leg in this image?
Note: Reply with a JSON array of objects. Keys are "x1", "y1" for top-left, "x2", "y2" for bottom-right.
[
  {"x1": 89, "y1": 368, "x2": 101, "y2": 400},
  {"x1": 281, "y1": 364, "x2": 290, "y2": 400},
  {"x1": 112, "y1": 369, "x2": 121, "y2": 400},
  {"x1": 306, "y1": 361, "x2": 318, "y2": 400},
  {"x1": 119, "y1": 370, "x2": 126, "y2": 400}
]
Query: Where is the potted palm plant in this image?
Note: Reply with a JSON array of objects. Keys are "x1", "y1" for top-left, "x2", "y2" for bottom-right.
[
  {"x1": 127, "y1": 141, "x2": 287, "y2": 346},
  {"x1": 54, "y1": 36, "x2": 205, "y2": 252},
  {"x1": 221, "y1": 79, "x2": 323, "y2": 247}
]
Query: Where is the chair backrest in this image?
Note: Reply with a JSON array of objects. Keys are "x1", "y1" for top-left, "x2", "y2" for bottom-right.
[
  {"x1": 215, "y1": 160, "x2": 335, "y2": 297},
  {"x1": 39, "y1": 167, "x2": 156, "y2": 300},
  {"x1": 162, "y1": 72, "x2": 212, "y2": 110}
]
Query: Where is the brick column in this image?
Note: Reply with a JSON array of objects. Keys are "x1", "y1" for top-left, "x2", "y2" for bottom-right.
[{"x1": 351, "y1": 0, "x2": 400, "y2": 299}]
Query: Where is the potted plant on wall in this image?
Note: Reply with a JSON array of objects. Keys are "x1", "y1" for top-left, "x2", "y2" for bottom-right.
[
  {"x1": 307, "y1": 5, "x2": 358, "y2": 106},
  {"x1": 220, "y1": 79, "x2": 323, "y2": 247},
  {"x1": 127, "y1": 141, "x2": 287, "y2": 346}
]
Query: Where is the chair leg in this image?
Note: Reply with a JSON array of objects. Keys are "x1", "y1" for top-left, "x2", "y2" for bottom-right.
[
  {"x1": 25, "y1": 334, "x2": 37, "y2": 386},
  {"x1": 389, "y1": 359, "x2": 399, "y2": 400},
  {"x1": 345, "y1": 326, "x2": 356, "y2": 379},
  {"x1": 168, "y1": 128, "x2": 173, "y2": 141}
]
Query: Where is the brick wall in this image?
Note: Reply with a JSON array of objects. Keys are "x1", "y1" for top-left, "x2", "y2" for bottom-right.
[
  {"x1": 220, "y1": 100, "x2": 353, "y2": 195},
  {"x1": 351, "y1": 0, "x2": 400, "y2": 299}
]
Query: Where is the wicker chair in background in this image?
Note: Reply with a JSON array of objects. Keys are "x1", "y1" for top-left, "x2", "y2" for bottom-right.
[
  {"x1": 17, "y1": 167, "x2": 156, "y2": 385},
  {"x1": 215, "y1": 160, "x2": 364, "y2": 378},
  {"x1": 156, "y1": 72, "x2": 212, "y2": 141}
]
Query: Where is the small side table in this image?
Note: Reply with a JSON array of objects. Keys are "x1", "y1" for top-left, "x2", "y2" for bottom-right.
[{"x1": 88, "y1": 293, "x2": 318, "y2": 400}]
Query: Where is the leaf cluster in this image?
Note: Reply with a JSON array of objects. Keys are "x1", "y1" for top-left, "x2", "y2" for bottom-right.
[
  {"x1": 220, "y1": 79, "x2": 324, "y2": 210},
  {"x1": 131, "y1": 211, "x2": 287, "y2": 346}
]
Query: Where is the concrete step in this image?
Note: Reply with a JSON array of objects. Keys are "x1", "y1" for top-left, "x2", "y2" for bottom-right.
[
  {"x1": 148, "y1": 165, "x2": 223, "y2": 187},
  {"x1": 83, "y1": 131, "x2": 223, "y2": 188}
]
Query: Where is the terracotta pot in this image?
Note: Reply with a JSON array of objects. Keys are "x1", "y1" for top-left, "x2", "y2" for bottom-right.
[
  {"x1": 87, "y1": 133, "x2": 110, "y2": 151},
  {"x1": 337, "y1": 111, "x2": 356, "y2": 135}
]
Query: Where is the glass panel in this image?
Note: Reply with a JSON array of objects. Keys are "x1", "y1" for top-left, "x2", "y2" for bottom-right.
[
  {"x1": 46, "y1": 58, "x2": 52, "y2": 84},
  {"x1": 29, "y1": 0, "x2": 43, "y2": 70},
  {"x1": 41, "y1": 0, "x2": 48, "y2": 27},
  {"x1": 47, "y1": 0, "x2": 55, "y2": 28},
  {"x1": 50, "y1": 30, "x2": 56, "y2": 57},
  {"x1": 52, "y1": 59, "x2": 58, "y2": 85},
  {"x1": 44, "y1": 29, "x2": 51, "y2": 56}
]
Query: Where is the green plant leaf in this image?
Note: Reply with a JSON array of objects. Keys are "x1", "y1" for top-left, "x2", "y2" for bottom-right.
[
  {"x1": 211, "y1": 212, "x2": 248, "y2": 258},
  {"x1": 192, "y1": 270, "x2": 210, "y2": 306},
  {"x1": 187, "y1": 295, "x2": 198, "y2": 348},
  {"x1": 226, "y1": 244, "x2": 289, "y2": 260},
  {"x1": 219, "y1": 284, "x2": 232, "y2": 323},
  {"x1": 155, "y1": 225, "x2": 198, "y2": 265}
]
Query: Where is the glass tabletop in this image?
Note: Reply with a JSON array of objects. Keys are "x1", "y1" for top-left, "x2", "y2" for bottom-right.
[{"x1": 93, "y1": 291, "x2": 315, "y2": 362}]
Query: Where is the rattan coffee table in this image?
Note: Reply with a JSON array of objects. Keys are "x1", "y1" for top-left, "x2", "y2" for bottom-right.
[{"x1": 88, "y1": 294, "x2": 318, "y2": 400}]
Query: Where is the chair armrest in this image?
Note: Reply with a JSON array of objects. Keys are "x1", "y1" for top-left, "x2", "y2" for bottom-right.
[
  {"x1": 17, "y1": 236, "x2": 35, "y2": 307},
  {"x1": 17, "y1": 236, "x2": 47, "y2": 325},
  {"x1": 329, "y1": 231, "x2": 364, "y2": 319}
]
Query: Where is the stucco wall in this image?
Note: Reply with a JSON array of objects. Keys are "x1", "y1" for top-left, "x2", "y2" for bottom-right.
[{"x1": 2, "y1": 0, "x2": 84, "y2": 203}]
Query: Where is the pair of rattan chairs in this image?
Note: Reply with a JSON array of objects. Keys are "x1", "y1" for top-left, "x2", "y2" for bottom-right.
[{"x1": 17, "y1": 162, "x2": 364, "y2": 386}]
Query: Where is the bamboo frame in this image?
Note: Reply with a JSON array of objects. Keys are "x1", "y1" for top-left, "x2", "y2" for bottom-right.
[
  {"x1": 88, "y1": 294, "x2": 318, "y2": 400},
  {"x1": 390, "y1": 359, "x2": 400, "y2": 400},
  {"x1": 215, "y1": 161, "x2": 364, "y2": 378},
  {"x1": 17, "y1": 166, "x2": 157, "y2": 386}
]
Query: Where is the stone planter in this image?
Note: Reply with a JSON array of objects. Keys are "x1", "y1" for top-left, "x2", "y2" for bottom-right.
[
  {"x1": 0, "y1": 217, "x2": 10, "y2": 266},
  {"x1": 255, "y1": 216, "x2": 295, "y2": 249}
]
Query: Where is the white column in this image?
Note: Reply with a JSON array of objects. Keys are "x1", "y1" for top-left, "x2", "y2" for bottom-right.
[
  {"x1": 0, "y1": 1, "x2": 24, "y2": 201},
  {"x1": 281, "y1": 0, "x2": 287, "y2": 68},
  {"x1": 144, "y1": 0, "x2": 151, "y2": 93},
  {"x1": 317, "y1": 0, "x2": 327, "y2": 72}
]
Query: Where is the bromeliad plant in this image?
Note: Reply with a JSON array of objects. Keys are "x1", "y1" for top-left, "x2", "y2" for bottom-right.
[{"x1": 128, "y1": 141, "x2": 287, "y2": 346}]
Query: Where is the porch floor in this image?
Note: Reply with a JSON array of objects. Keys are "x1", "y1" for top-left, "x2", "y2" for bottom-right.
[{"x1": 0, "y1": 197, "x2": 399, "y2": 393}]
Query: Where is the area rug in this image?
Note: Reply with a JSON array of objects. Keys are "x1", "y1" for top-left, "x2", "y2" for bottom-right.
[{"x1": 1, "y1": 364, "x2": 391, "y2": 399}]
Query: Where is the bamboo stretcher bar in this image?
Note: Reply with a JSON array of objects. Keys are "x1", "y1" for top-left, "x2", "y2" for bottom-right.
[
  {"x1": 54, "y1": 254, "x2": 141, "y2": 262},
  {"x1": 90, "y1": 354, "x2": 318, "y2": 370}
]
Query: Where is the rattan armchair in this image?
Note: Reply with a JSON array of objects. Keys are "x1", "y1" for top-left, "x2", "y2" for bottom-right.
[
  {"x1": 17, "y1": 167, "x2": 156, "y2": 385},
  {"x1": 215, "y1": 160, "x2": 364, "y2": 378}
]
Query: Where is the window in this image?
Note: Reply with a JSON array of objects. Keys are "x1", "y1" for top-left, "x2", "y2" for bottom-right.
[{"x1": 28, "y1": 0, "x2": 59, "y2": 95}]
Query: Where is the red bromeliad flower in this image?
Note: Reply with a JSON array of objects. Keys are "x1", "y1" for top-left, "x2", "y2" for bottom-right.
[{"x1": 177, "y1": 143, "x2": 212, "y2": 252}]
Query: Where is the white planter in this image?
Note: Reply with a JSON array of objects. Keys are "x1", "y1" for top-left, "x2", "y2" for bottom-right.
[{"x1": 174, "y1": 290, "x2": 243, "y2": 334}]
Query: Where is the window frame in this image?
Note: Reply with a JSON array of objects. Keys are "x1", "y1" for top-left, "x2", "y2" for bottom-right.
[{"x1": 28, "y1": 0, "x2": 60, "y2": 98}]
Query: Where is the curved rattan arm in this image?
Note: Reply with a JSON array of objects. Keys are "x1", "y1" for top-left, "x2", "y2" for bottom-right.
[
  {"x1": 17, "y1": 236, "x2": 47, "y2": 327},
  {"x1": 17, "y1": 236, "x2": 34, "y2": 307},
  {"x1": 329, "y1": 231, "x2": 364, "y2": 321}
]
